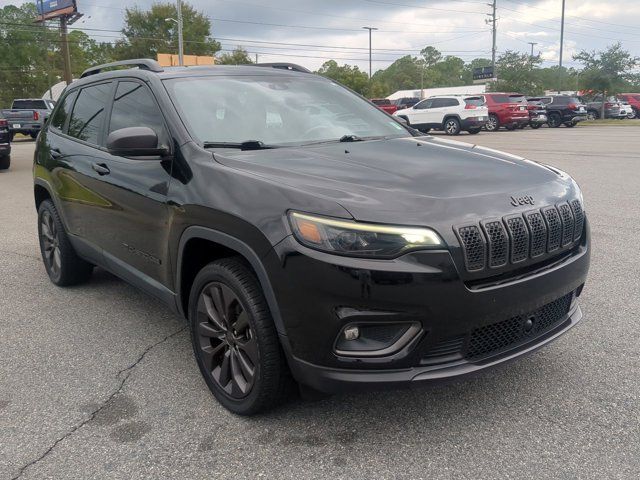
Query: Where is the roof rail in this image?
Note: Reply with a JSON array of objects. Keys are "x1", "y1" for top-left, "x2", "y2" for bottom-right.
[
  {"x1": 80, "y1": 59, "x2": 164, "y2": 78},
  {"x1": 254, "y1": 63, "x2": 311, "y2": 73}
]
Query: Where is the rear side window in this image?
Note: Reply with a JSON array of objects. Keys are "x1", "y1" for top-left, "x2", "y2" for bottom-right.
[
  {"x1": 12, "y1": 100, "x2": 47, "y2": 110},
  {"x1": 108, "y1": 82, "x2": 168, "y2": 147},
  {"x1": 50, "y1": 92, "x2": 76, "y2": 132},
  {"x1": 414, "y1": 99, "x2": 433, "y2": 109},
  {"x1": 68, "y1": 83, "x2": 112, "y2": 145},
  {"x1": 464, "y1": 97, "x2": 485, "y2": 107},
  {"x1": 488, "y1": 95, "x2": 511, "y2": 104},
  {"x1": 371, "y1": 99, "x2": 390, "y2": 106}
]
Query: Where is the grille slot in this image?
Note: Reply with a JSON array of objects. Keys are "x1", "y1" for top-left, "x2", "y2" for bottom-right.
[
  {"x1": 523, "y1": 211, "x2": 547, "y2": 258},
  {"x1": 542, "y1": 206, "x2": 562, "y2": 252},
  {"x1": 504, "y1": 216, "x2": 529, "y2": 263},
  {"x1": 481, "y1": 220, "x2": 509, "y2": 268},
  {"x1": 570, "y1": 200, "x2": 584, "y2": 241},
  {"x1": 465, "y1": 292, "x2": 573, "y2": 361},
  {"x1": 456, "y1": 225, "x2": 486, "y2": 271},
  {"x1": 557, "y1": 202, "x2": 575, "y2": 247},
  {"x1": 421, "y1": 335, "x2": 465, "y2": 365}
]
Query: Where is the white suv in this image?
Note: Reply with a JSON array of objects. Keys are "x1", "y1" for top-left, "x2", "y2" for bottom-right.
[{"x1": 394, "y1": 95, "x2": 489, "y2": 135}]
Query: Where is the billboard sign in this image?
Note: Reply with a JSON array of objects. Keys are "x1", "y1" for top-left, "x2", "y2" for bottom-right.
[
  {"x1": 473, "y1": 66, "x2": 495, "y2": 81},
  {"x1": 36, "y1": 0, "x2": 77, "y2": 20}
]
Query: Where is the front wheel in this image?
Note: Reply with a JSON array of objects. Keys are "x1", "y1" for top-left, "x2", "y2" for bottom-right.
[
  {"x1": 485, "y1": 114, "x2": 499, "y2": 132},
  {"x1": 547, "y1": 113, "x2": 562, "y2": 128},
  {"x1": 0, "y1": 155, "x2": 9, "y2": 170},
  {"x1": 189, "y1": 258, "x2": 292, "y2": 415},
  {"x1": 443, "y1": 117, "x2": 461, "y2": 135}
]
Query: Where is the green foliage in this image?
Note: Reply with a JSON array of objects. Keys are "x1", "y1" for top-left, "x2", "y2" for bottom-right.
[
  {"x1": 573, "y1": 43, "x2": 639, "y2": 95},
  {"x1": 490, "y1": 50, "x2": 543, "y2": 94},
  {"x1": 316, "y1": 60, "x2": 370, "y2": 95},
  {"x1": 216, "y1": 47, "x2": 254, "y2": 65},
  {"x1": 115, "y1": 2, "x2": 220, "y2": 60}
]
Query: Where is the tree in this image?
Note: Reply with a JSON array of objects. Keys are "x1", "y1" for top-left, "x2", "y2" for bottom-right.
[
  {"x1": 371, "y1": 55, "x2": 421, "y2": 94},
  {"x1": 316, "y1": 60, "x2": 369, "y2": 95},
  {"x1": 491, "y1": 50, "x2": 543, "y2": 95},
  {"x1": 420, "y1": 46, "x2": 442, "y2": 68},
  {"x1": 115, "y1": 2, "x2": 220, "y2": 60},
  {"x1": 574, "y1": 43, "x2": 639, "y2": 118},
  {"x1": 216, "y1": 47, "x2": 254, "y2": 65}
]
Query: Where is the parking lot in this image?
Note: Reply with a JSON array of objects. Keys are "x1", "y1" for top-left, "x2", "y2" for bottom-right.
[{"x1": 1, "y1": 127, "x2": 639, "y2": 479}]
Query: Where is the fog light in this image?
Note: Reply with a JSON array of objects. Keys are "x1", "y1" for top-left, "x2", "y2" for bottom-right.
[{"x1": 344, "y1": 326, "x2": 360, "y2": 341}]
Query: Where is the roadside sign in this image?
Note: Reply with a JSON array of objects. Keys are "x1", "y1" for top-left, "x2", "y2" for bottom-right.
[
  {"x1": 35, "y1": 0, "x2": 77, "y2": 21},
  {"x1": 473, "y1": 66, "x2": 495, "y2": 81}
]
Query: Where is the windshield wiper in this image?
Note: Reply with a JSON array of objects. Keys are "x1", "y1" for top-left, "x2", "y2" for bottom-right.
[
  {"x1": 202, "y1": 140, "x2": 275, "y2": 150},
  {"x1": 339, "y1": 134, "x2": 363, "y2": 142}
]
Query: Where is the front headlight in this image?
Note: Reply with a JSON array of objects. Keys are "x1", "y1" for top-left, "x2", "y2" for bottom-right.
[{"x1": 288, "y1": 211, "x2": 444, "y2": 258}]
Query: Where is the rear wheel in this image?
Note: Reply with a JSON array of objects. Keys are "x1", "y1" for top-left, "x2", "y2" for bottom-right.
[
  {"x1": 586, "y1": 110, "x2": 598, "y2": 121},
  {"x1": 30, "y1": 132, "x2": 38, "y2": 139},
  {"x1": 485, "y1": 114, "x2": 499, "y2": 132},
  {"x1": 189, "y1": 258, "x2": 292, "y2": 415},
  {"x1": 443, "y1": 117, "x2": 461, "y2": 135},
  {"x1": 0, "y1": 155, "x2": 9, "y2": 170},
  {"x1": 37, "y1": 200, "x2": 93, "y2": 286},
  {"x1": 548, "y1": 113, "x2": 562, "y2": 128}
]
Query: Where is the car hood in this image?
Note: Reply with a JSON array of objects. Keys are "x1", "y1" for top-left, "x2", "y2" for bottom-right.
[{"x1": 212, "y1": 136, "x2": 575, "y2": 226}]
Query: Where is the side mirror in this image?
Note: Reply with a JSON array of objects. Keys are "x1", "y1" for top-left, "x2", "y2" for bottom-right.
[
  {"x1": 107, "y1": 127, "x2": 167, "y2": 157},
  {"x1": 396, "y1": 117, "x2": 408, "y2": 125}
]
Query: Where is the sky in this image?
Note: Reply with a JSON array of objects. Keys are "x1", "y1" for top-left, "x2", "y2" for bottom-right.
[{"x1": 6, "y1": 0, "x2": 640, "y2": 73}]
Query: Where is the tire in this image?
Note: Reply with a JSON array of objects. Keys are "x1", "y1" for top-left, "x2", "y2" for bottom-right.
[
  {"x1": 0, "y1": 155, "x2": 9, "y2": 170},
  {"x1": 9, "y1": 132, "x2": 14, "y2": 142},
  {"x1": 517, "y1": 123, "x2": 526, "y2": 129},
  {"x1": 467, "y1": 128, "x2": 481, "y2": 135},
  {"x1": 443, "y1": 117, "x2": 461, "y2": 135},
  {"x1": 37, "y1": 200, "x2": 93, "y2": 286},
  {"x1": 632, "y1": 108, "x2": 639, "y2": 119},
  {"x1": 530, "y1": 123, "x2": 542, "y2": 129},
  {"x1": 188, "y1": 258, "x2": 292, "y2": 415},
  {"x1": 485, "y1": 114, "x2": 499, "y2": 132},
  {"x1": 547, "y1": 113, "x2": 562, "y2": 128},
  {"x1": 586, "y1": 110, "x2": 598, "y2": 121},
  {"x1": 30, "y1": 132, "x2": 38, "y2": 139}
]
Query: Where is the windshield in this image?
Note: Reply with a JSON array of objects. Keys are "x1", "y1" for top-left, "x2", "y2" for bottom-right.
[{"x1": 164, "y1": 75, "x2": 410, "y2": 146}]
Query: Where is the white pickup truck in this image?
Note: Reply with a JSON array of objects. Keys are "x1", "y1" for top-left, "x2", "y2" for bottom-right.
[{"x1": 1, "y1": 98, "x2": 56, "y2": 139}]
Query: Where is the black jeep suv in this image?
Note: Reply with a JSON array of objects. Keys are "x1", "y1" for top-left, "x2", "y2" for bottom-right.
[{"x1": 34, "y1": 60, "x2": 590, "y2": 414}]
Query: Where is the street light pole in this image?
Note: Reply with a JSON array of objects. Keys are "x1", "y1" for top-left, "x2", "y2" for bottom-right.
[
  {"x1": 177, "y1": 0, "x2": 184, "y2": 66},
  {"x1": 38, "y1": 0, "x2": 53, "y2": 98},
  {"x1": 362, "y1": 26, "x2": 377, "y2": 80},
  {"x1": 528, "y1": 42, "x2": 538, "y2": 58},
  {"x1": 558, "y1": 0, "x2": 566, "y2": 93}
]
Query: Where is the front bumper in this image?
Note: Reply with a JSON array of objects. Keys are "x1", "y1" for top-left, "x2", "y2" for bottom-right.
[
  {"x1": 266, "y1": 220, "x2": 590, "y2": 392},
  {"x1": 530, "y1": 114, "x2": 547, "y2": 124}
]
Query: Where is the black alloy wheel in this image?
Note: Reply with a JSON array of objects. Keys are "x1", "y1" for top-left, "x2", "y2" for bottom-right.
[
  {"x1": 195, "y1": 281, "x2": 258, "y2": 399},
  {"x1": 547, "y1": 113, "x2": 562, "y2": 128},
  {"x1": 40, "y1": 209, "x2": 61, "y2": 279},
  {"x1": 443, "y1": 117, "x2": 461, "y2": 135},
  {"x1": 189, "y1": 259, "x2": 292, "y2": 415}
]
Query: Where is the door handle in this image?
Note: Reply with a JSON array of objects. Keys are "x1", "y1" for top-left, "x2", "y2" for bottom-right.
[
  {"x1": 50, "y1": 148, "x2": 62, "y2": 159},
  {"x1": 91, "y1": 162, "x2": 110, "y2": 176}
]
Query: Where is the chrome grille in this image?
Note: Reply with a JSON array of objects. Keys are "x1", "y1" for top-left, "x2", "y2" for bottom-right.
[{"x1": 455, "y1": 200, "x2": 584, "y2": 273}]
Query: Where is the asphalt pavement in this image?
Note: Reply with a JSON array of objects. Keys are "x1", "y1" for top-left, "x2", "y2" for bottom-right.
[{"x1": 1, "y1": 127, "x2": 639, "y2": 479}]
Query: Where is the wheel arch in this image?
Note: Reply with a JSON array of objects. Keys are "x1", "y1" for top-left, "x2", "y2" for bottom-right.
[
  {"x1": 34, "y1": 179, "x2": 53, "y2": 210},
  {"x1": 176, "y1": 226, "x2": 286, "y2": 335}
]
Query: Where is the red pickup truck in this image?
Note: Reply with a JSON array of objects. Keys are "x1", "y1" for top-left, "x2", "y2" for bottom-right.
[
  {"x1": 371, "y1": 98, "x2": 398, "y2": 115},
  {"x1": 483, "y1": 93, "x2": 530, "y2": 131}
]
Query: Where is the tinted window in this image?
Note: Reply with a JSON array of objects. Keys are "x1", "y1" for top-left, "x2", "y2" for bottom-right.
[
  {"x1": 371, "y1": 99, "x2": 390, "y2": 106},
  {"x1": 50, "y1": 92, "x2": 76, "y2": 131},
  {"x1": 68, "y1": 83, "x2": 112, "y2": 145},
  {"x1": 464, "y1": 97, "x2": 485, "y2": 107},
  {"x1": 109, "y1": 82, "x2": 168, "y2": 147},
  {"x1": 509, "y1": 95, "x2": 526, "y2": 103},
  {"x1": 489, "y1": 95, "x2": 512, "y2": 104},
  {"x1": 12, "y1": 100, "x2": 47, "y2": 110},
  {"x1": 414, "y1": 99, "x2": 433, "y2": 109},
  {"x1": 551, "y1": 96, "x2": 569, "y2": 105}
]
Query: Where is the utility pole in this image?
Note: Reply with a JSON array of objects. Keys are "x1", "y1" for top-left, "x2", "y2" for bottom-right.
[
  {"x1": 528, "y1": 42, "x2": 538, "y2": 58},
  {"x1": 177, "y1": 0, "x2": 184, "y2": 66},
  {"x1": 59, "y1": 16, "x2": 72, "y2": 85},
  {"x1": 38, "y1": 0, "x2": 53, "y2": 98},
  {"x1": 255, "y1": 53, "x2": 258, "y2": 64},
  {"x1": 558, "y1": 0, "x2": 566, "y2": 93},
  {"x1": 486, "y1": 0, "x2": 497, "y2": 72},
  {"x1": 362, "y1": 26, "x2": 377, "y2": 80}
]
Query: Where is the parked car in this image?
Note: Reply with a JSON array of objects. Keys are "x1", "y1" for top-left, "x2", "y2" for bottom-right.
[
  {"x1": 618, "y1": 101, "x2": 635, "y2": 119},
  {"x1": 0, "y1": 118, "x2": 11, "y2": 170},
  {"x1": 1, "y1": 98, "x2": 55, "y2": 139},
  {"x1": 392, "y1": 97, "x2": 420, "y2": 110},
  {"x1": 524, "y1": 97, "x2": 548, "y2": 129},
  {"x1": 618, "y1": 93, "x2": 640, "y2": 118},
  {"x1": 370, "y1": 98, "x2": 397, "y2": 115},
  {"x1": 483, "y1": 93, "x2": 530, "y2": 131},
  {"x1": 583, "y1": 95, "x2": 625, "y2": 120},
  {"x1": 395, "y1": 95, "x2": 488, "y2": 135},
  {"x1": 34, "y1": 59, "x2": 590, "y2": 415},
  {"x1": 535, "y1": 96, "x2": 588, "y2": 127}
]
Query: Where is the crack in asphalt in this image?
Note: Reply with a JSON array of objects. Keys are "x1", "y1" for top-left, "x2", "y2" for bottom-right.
[{"x1": 10, "y1": 326, "x2": 187, "y2": 480}]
